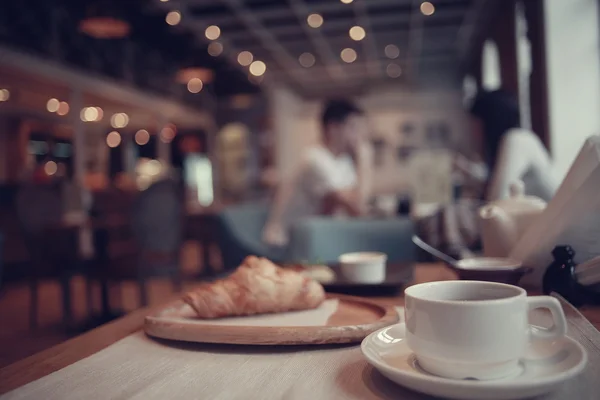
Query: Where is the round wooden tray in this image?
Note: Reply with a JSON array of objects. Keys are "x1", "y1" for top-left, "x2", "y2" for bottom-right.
[{"x1": 144, "y1": 294, "x2": 398, "y2": 345}]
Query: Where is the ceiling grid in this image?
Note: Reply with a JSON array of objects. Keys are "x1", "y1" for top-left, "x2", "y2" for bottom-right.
[{"x1": 0, "y1": 0, "x2": 483, "y2": 99}]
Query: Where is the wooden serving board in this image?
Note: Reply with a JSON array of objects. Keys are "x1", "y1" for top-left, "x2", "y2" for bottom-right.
[{"x1": 144, "y1": 294, "x2": 398, "y2": 345}]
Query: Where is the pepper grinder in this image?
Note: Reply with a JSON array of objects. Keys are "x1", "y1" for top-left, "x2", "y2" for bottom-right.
[{"x1": 543, "y1": 245, "x2": 600, "y2": 307}]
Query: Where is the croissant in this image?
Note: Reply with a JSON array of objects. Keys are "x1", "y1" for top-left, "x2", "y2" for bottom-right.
[{"x1": 183, "y1": 256, "x2": 326, "y2": 318}]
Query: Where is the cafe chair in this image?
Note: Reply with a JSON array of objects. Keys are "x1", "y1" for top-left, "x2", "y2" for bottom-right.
[
  {"x1": 15, "y1": 183, "x2": 79, "y2": 328},
  {"x1": 94, "y1": 179, "x2": 183, "y2": 308},
  {"x1": 132, "y1": 179, "x2": 183, "y2": 305}
]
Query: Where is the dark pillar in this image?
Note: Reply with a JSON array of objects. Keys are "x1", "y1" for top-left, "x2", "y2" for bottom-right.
[{"x1": 524, "y1": 0, "x2": 551, "y2": 149}]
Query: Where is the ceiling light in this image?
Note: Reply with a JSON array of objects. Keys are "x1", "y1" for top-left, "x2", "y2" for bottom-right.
[
  {"x1": 111, "y1": 113, "x2": 129, "y2": 128},
  {"x1": 0, "y1": 89, "x2": 10, "y2": 102},
  {"x1": 237, "y1": 51, "x2": 254, "y2": 66},
  {"x1": 166, "y1": 11, "x2": 181, "y2": 26},
  {"x1": 47, "y1": 98, "x2": 60, "y2": 113},
  {"x1": 208, "y1": 42, "x2": 223, "y2": 56},
  {"x1": 249, "y1": 60, "x2": 266, "y2": 76},
  {"x1": 307, "y1": 14, "x2": 323, "y2": 28},
  {"x1": 386, "y1": 63, "x2": 402, "y2": 78},
  {"x1": 95, "y1": 107, "x2": 104, "y2": 121},
  {"x1": 79, "y1": 17, "x2": 130, "y2": 39},
  {"x1": 177, "y1": 67, "x2": 214, "y2": 84},
  {"x1": 420, "y1": 1, "x2": 435, "y2": 16},
  {"x1": 135, "y1": 129, "x2": 150, "y2": 145},
  {"x1": 160, "y1": 0, "x2": 169, "y2": 2},
  {"x1": 205, "y1": 25, "x2": 221, "y2": 40},
  {"x1": 299, "y1": 52, "x2": 315, "y2": 68},
  {"x1": 106, "y1": 131, "x2": 122, "y2": 148},
  {"x1": 385, "y1": 44, "x2": 400, "y2": 59},
  {"x1": 57, "y1": 102, "x2": 70, "y2": 116},
  {"x1": 44, "y1": 160, "x2": 58, "y2": 176},
  {"x1": 80, "y1": 106, "x2": 102, "y2": 122},
  {"x1": 340, "y1": 48, "x2": 357, "y2": 63},
  {"x1": 349, "y1": 26, "x2": 366, "y2": 41},
  {"x1": 187, "y1": 78, "x2": 203, "y2": 93},
  {"x1": 341, "y1": 0, "x2": 353, "y2": 3},
  {"x1": 160, "y1": 124, "x2": 177, "y2": 143},
  {"x1": 81, "y1": 107, "x2": 98, "y2": 122}
]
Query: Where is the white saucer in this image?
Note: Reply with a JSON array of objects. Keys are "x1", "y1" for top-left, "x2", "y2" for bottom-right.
[{"x1": 361, "y1": 323, "x2": 588, "y2": 400}]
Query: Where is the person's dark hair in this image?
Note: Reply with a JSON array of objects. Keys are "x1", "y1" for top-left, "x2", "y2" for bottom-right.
[
  {"x1": 469, "y1": 89, "x2": 521, "y2": 170},
  {"x1": 321, "y1": 99, "x2": 363, "y2": 128}
]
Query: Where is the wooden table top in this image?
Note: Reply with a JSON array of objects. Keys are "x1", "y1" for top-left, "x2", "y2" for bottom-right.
[{"x1": 1, "y1": 263, "x2": 599, "y2": 395}]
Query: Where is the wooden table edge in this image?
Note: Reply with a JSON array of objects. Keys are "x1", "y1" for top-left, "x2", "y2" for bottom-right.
[
  {"x1": 0, "y1": 294, "x2": 404, "y2": 395},
  {"x1": 0, "y1": 302, "x2": 163, "y2": 395}
]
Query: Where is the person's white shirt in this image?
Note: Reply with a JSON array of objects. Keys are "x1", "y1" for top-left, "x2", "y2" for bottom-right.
[
  {"x1": 262, "y1": 146, "x2": 357, "y2": 247},
  {"x1": 487, "y1": 128, "x2": 559, "y2": 201}
]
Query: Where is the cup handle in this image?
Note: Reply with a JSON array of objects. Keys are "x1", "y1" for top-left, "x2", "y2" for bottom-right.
[{"x1": 527, "y1": 296, "x2": 568, "y2": 340}]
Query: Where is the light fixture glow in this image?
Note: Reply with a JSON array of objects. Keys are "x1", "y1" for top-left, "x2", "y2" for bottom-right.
[
  {"x1": 160, "y1": 124, "x2": 177, "y2": 143},
  {"x1": 341, "y1": 48, "x2": 357, "y2": 63},
  {"x1": 47, "y1": 98, "x2": 60, "y2": 113},
  {"x1": 237, "y1": 51, "x2": 254, "y2": 66},
  {"x1": 0, "y1": 89, "x2": 10, "y2": 102},
  {"x1": 341, "y1": 0, "x2": 353, "y2": 3},
  {"x1": 166, "y1": 11, "x2": 181, "y2": 26},
  {"x1": 205, "y1": 25, "x2": 221, "y2": 40},
  {"x1": 95, "y1": 107, "x2": 104, "y2": 121},
  {"x1": 80, "y1": 106, "x2": 103, "y2": 122},
  {"x1": 160, "y1": 0, "x2": 169, "y2": 2},
  {"x1": 79, "y1": 17, "x2": 130, "y2": 39},
  {"x1": 106, "y1": 131, "x2": 122, "y2": 148},
  {"x1": 385, "y1": 44, "x2": 400, "y2": 59},
  {"x1": 187, "y1": 78, "x2": 203, "y2": 93},
  {"x1": 135, "y1": 129, "x2": 150, "y2": 145},
  {"x1": 57, "y1": 102, "x2": 70, "y2": 116},
  {"x1": 208, "y1": 42, "x2": 223, "y2": 56},
  {"x1": 386, "y1": 63, "x2": 402, "y2": 78},
  {"x1": 44, "y1": 160, "x2": 58, "y2": 176},
  {"x1": 299, "y1": 52, "x2": 315, "y2": 68},
  {"x1": 111, "y1": 113, "x2": 129, "y2": 128},
  {"x1": 307, "y1": 13, "x2": 323, "y2": 28},
  {"x1": 249, "y1": 60, "x2": 266, "y2": 76},
  {"x1": 349, "y1": 26, "x2": 366, "y2": 41},
  {"x1": 420, "y1": 1, "x2": 435, "y2": 16},
  {"x1": 81, "y1": 107, "x2": 97, "y2": 122}
]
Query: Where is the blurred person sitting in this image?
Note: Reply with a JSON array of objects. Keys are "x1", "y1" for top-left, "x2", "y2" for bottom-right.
[
  {"x1": 468, "y1": 89, "x2": 559, "y2": 201},
  {"x1": 262, "y1": 99, "x2": 373, "y2": 247},
  {"x1": 417, "y1": 89, "x2": 559, "y2": 260}
]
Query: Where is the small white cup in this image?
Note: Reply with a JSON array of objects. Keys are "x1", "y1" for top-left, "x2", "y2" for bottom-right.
[
  {"x1": 338, "y1": 252, "x2": 387, "y2": 283},
  {"x1": 404, "y1": 280, "x2": 568, "y2": 380}
]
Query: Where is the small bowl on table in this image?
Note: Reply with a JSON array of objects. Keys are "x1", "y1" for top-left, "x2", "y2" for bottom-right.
[
  {"x1": 446, "y1": 257, "x2": 533, "y2": 285},
  {"x1": 338, "y1": 252, "x2": 388, "y2": 284}
]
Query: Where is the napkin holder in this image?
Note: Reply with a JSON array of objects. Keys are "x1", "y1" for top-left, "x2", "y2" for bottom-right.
[{"x1": 542, "y1": 245, "x2": 600, "y2": 307}]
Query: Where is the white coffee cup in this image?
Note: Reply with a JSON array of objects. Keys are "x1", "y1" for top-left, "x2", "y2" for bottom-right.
[
  {"x1": 404, "y1": 280, "x2": 568, "y2": 380},
  {"x1": 338, "y1": 252, "x2": 387, "y2": 283}
]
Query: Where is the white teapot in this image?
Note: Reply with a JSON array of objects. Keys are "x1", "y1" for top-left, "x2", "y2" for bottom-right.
[{"x1": 479, "y1": 181, "x2": 547, "y2": 258}]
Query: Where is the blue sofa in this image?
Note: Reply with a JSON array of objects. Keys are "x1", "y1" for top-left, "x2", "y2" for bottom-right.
[
  {"x1": 217, "y1": 203, "x2": 416, "y2": 269},
  {"x1": 217, "y1": 203, "x2": 286, "y2": 269},
  {"x1": 289, "y1": 217, "x2": 415, "y2": 263}
]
